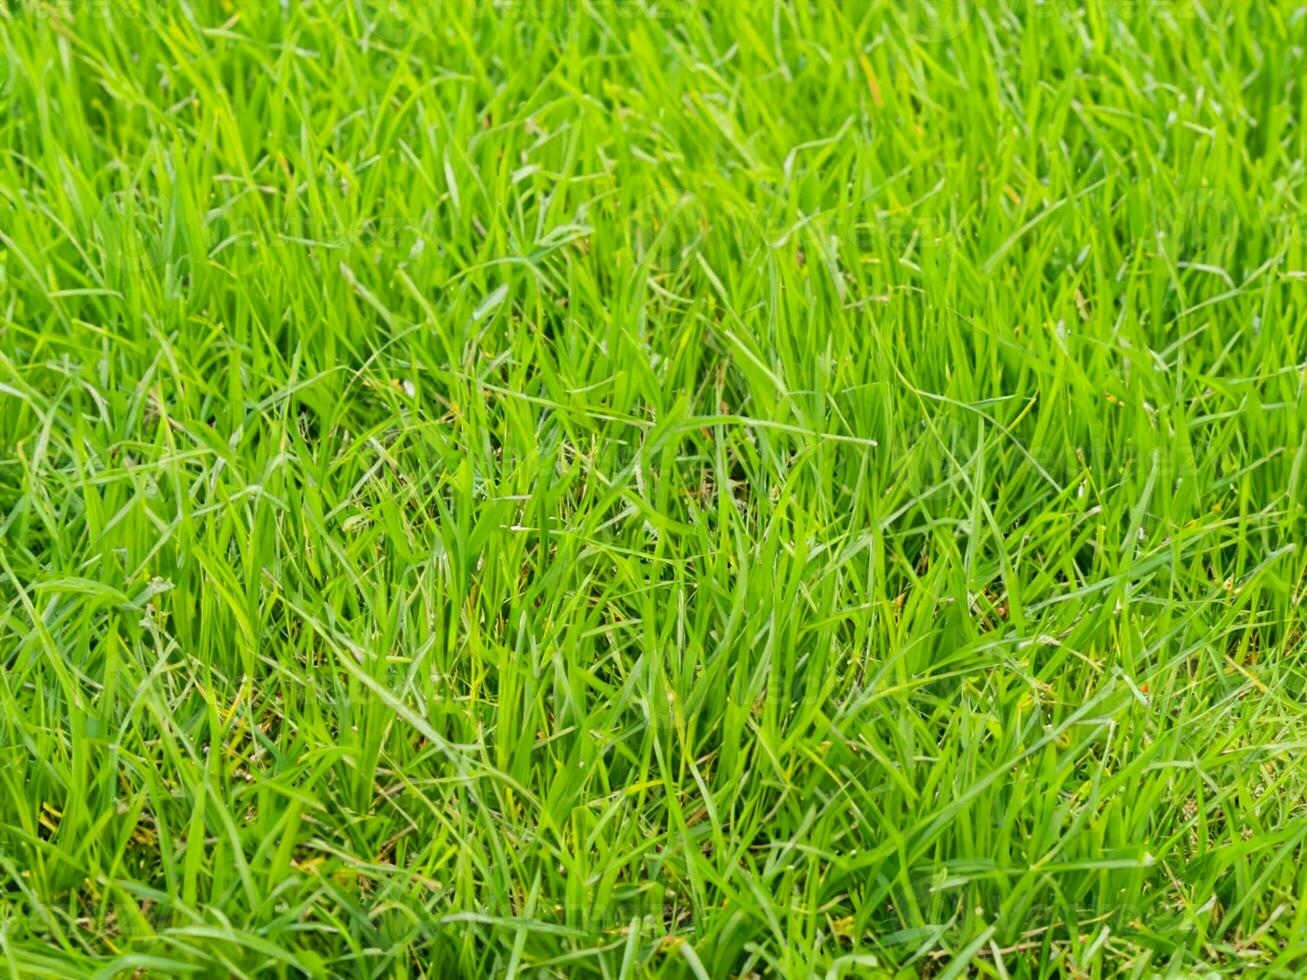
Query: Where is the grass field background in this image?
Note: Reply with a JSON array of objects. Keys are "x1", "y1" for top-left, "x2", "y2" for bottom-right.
[{"x1": 2, "y1": 1, "x2": 1306, "y2": 976}]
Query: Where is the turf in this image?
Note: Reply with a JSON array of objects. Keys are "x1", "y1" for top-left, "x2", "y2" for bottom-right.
[{"x1": 1, "y1": 0, "x2": 1306, "y2": 976}]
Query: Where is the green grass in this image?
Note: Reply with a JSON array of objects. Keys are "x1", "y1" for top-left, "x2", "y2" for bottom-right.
[{"x1": 2, "y1": 0, "x2": 1306, "y2": 976}]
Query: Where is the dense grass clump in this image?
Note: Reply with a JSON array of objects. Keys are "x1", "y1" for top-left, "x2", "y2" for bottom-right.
[{"x1": 1, "y1": 0, "x2": 1305, "y2": 976}]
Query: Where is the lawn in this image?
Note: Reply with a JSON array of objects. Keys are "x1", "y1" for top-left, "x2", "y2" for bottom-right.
[{"x1": 1, "y1": 0, "x2": 1305, "y2": 976}]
